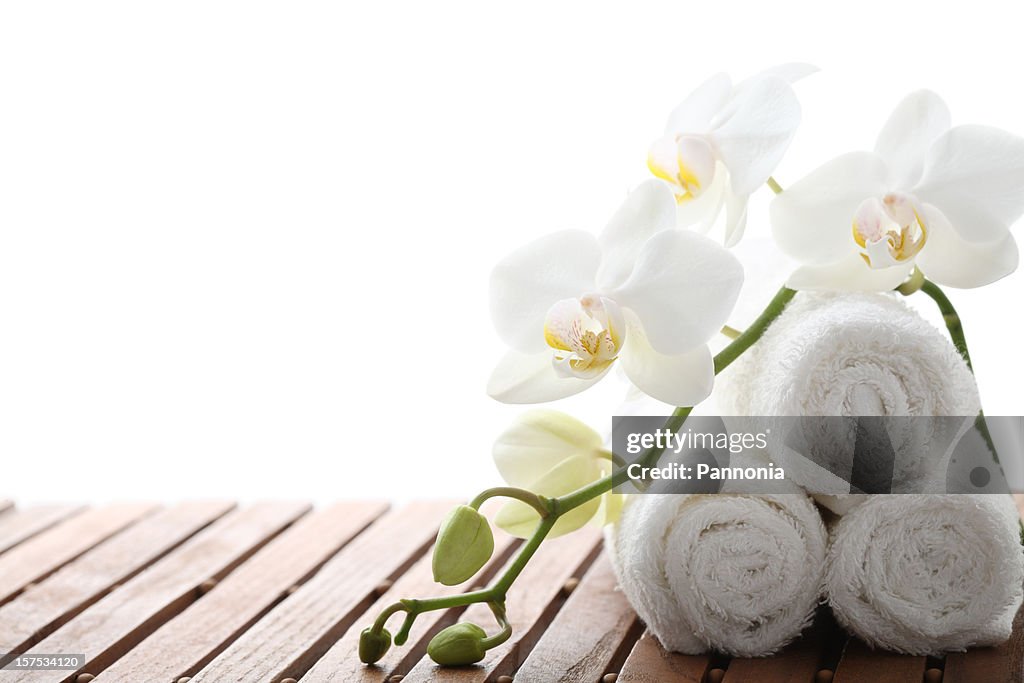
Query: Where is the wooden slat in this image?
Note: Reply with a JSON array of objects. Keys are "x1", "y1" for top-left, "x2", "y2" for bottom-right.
[
  {"x1": 5, "y1": 501, "x2": 310, "y2": 683},
  {"x1": 0, "y1": 503, "x2": 158, "y2": 605},
  {"x1": 188, "y1": 501, "x2": 455, "y2": 683},
  {"x1": 0, "y1": 505, "x2": 85, "y2": 555},
  {"x1": 617, "y1": 631, "x2": 710, "y2": 683},
  {"x1": 0, "y1": 501, "x2": 235, "y2": 657},
  {"x1": 514, "y1": 553, "x2": 642, "y2": 682},
  {"x1": 95, "y1": 501, "x2": 388, "y2": 683},
  {"x1": 401, "y1": 526, "x2": 603, "y2": 683},
  {"x1": 302, "y1": 510, "x2": 521, "y2": 683},
  {"x1": 833, "y1": 639, "x2": 927, "y2": 683},
  {"x1": 944, "y1": 602, "x2": 1024, "y2": 683}
]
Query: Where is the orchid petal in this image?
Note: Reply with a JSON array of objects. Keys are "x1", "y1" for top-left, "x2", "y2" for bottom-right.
[
  {"x1": 487, "y1": 349, "x2": 604, "y2": 404},
  {"x1": 612, "y1": 230, "x2": 743, "y2": 354},
  {"x1": 722, "y1": 182, "x2": 749, "y2": 248},
  {"x1": 915, "y1": 125, "x2": 1024, "y2": 243},
  {"x1": 664, "y1": 72, "x2": 733, "y2": 134},
  {"x1": 710, "y1": 76, "x2": 803, "y2": 196},
  {"x1": 675, "y1": 161, "x2": 727, "y2": 231},
  {"x1": 770, "y1": 151, "x2": 889, "y2": 263},
  {"x1": 874, "y1": 90, "x2": 951, "y2": 189},
  {"x1": 620, "y1": 317, "x2": 715, "y2": 406},
  {"x1": 494, "y1": 455, "x2": 602, "y2": 538},
  {"x1": 490, "y1": 230, "x2": 600, "y2": 353},
  {"x1": 590, "y1": 489, "x2": 625, "y2": 528},
  {"x1": 596, "y1": 180, "x2": 678, "y2": 291},
  {"x1": 492, "y1": 409, "x2": 604, "y2": 488},
  {"x1": 786, "y1": 253, "x2": 914, "y2": 292},
  {"x1": 916, "y1": 205, "x2": 1019, "y2": 288}
]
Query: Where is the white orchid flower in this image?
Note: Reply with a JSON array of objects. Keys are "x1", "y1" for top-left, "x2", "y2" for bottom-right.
[
  {"x1": 772, "y1": 90, "x2": 1024, "y2": 291},
  {"x1": 492, "y1": 410, "x2": 622, "y2": 538},
  {"x1": 648, "y1": 64, "x2": 815, "y2": 247},
  {"x1": 488, "y1": 180, "x2": 743, "y2": 407}
]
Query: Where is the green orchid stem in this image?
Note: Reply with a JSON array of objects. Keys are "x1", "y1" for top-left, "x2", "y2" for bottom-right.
[
  {"x1": 481, "y1": 601, "x2": 512, "y2": 649},
  {"x1": 766, "y1": 176, "x2": 784, "y2": 195},
  {"x1": 363, "y1": 285, "x2": 799, "y2": 659},
  {"x1": 911, "y1": 277, "x2": 1001, "y2": 465},
  {"x1": 469, "y1": 487, "x2": 551, "y2": 517}
]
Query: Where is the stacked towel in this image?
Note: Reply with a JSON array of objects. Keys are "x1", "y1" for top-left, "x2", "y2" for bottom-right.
[
  {"x1": 718, "y1": 292, "x2": 979, "y2": 419},
  {"x1": 826, "y1": 494, "x2": 1024, "y2": 654},
  {"x1": 715, "y1": 291, "x2": 1023, "y2": 653},
  {"x1": 607, "y1": 461, "x2": 827, "y2": 657},
  {"x1": 717, "y1": 291, "x2": 981, "y2": 512}
]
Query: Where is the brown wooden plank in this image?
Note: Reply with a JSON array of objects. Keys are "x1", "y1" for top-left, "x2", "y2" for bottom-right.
[
  {"x1": 302, "y1": 507, "x2": 521, "y2": 683},
  {"x1": 188, "y1": 501, "x2": 455, "y2": 683},
  {"x1": 0, "y1": 505, "x2": 85, "y2": 555},
  {"x1": 833, "y1": 638, "x2": 927, "y2": 683},
  {"x1": 95, "y1": 501, "x2": 388, "y2": 683},
  {"x1": 0, "y1": 501, "x2": 235, "y2": 657},
  {"x1": 944, "y1": 601, "x2": 1024, "y2": 683},
  {"x1": 0, "y1": 503, "x2": 158, "y2": 605},
  {"x1": 617, "y1": 631, "x2": 710, "y2": 683},
  {"x1": 400, "y1": 526, "x2": 603, "y2": 683},
  {"x1": 5, "y1": 501, "x2": 310, "y2": 683},
  {"x1": 514, "y1": 553, "x2": 642, "y2": 682}
]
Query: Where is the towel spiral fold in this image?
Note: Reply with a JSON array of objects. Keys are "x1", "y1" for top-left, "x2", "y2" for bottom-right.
[
  {"x1": 826, "y1": 494, "x2": 1024, "y2": 654},
  {"x1": 607, "y1": 481, "x2": 827, "y2": 656}
]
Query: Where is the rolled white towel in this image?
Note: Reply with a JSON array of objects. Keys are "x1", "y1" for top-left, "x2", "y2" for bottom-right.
[
  {"x1": 827, "y1": 494, "x2": 1024, "y2": 654},
  {"x1": 607, "y1": 468, "x2": 827, "y2": 657},
  {"x1": 717, "y1": 292, "x2": 981, "y2": 511},
  {"x1": 718, "y1": 292, "x2": 978, "y2": 418}
]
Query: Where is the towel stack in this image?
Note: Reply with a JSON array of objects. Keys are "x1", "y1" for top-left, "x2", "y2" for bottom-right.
[{"x1": 609, "y1": 292, "x2": 1023, "y2": 656}]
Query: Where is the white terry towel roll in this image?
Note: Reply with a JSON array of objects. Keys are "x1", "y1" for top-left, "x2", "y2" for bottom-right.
[
  {"x1": 718, "y1": 292, "x2": 979, "y2": 418},
  {"x1": 826, "y1": 494, "x2": 1024, "y2": 654},
  {"x1": 717, "y1": 292, "x2": 981, "y2": 513},
  {"x1": 607, "y1": 466, "x2": 828, "y2": 657}
]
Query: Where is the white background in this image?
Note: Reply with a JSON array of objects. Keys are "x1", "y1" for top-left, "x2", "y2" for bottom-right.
[{"x1": 2, "y1": 1, "x2": 1022, "y2": 503}]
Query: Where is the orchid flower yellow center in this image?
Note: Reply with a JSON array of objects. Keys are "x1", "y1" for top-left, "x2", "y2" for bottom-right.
[
  {"x1": 851, "y1": 193, "x2": 928, "y2": 269},
  {"x1": 647, "y1": 134, "x2": 717, "y2": 204},
  {"x1": 543, "y1": 295, "x2": 625, "y2": 379}
]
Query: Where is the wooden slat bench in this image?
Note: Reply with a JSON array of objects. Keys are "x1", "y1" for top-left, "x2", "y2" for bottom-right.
[{"x1": 0, "y1": 498, "x2": 1021, "y2": 683}]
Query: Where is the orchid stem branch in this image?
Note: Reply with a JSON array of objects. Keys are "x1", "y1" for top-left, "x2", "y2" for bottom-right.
[
  {"x1": 908, "y1": 277, "x2": 1000, "y2": 465},
  {"x1": 469, "y1": 487, "x2": 551, "y2": 517}
]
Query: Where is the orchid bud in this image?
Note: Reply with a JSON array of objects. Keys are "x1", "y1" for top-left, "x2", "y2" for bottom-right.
[
  {"x1": 427, "y1": 622, "x2": 488, "y2": 666},
  {"x1": 358, "y1": 627, "x2": 391, "y2": 664},
  {"x1": 431, "y1": 505, "x2": 494, "y2": 586}
]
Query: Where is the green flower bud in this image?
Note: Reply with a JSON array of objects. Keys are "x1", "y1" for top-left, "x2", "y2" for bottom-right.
[
  {"x1": 432, "y1": 505, "x2": 494, "y2": 586},
  {"x1": 427, "y1": 622, "x2": 488, "y2": 666},
  {"x1": 358, "y1": 627, "x2": 391, "y2": 664}
]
